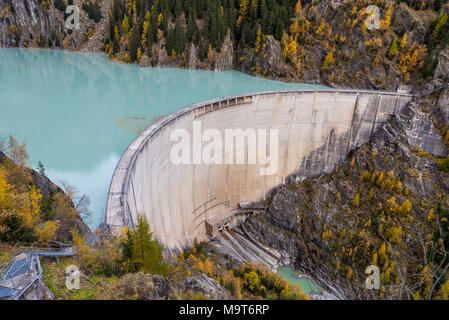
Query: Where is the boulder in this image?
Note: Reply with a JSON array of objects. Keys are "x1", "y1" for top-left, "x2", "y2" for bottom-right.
[
  {"x1": 214, "y1": 30, "x2": 234, "y2": 71},
  {"x1": 151, "y1": 274, "x2": 170, "y2": 299},
  {"x1": 183, "y1": 274, "x2": 230, "y2": 300}
]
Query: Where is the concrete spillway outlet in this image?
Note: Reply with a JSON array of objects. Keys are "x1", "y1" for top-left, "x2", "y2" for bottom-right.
[{"x1": 106, "y1": 90, "x2": 413, "y2": 251}]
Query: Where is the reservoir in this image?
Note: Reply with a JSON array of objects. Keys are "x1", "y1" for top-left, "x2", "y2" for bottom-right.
[{"x1": 0, "y1": 48, "x2": 325, "y2": 228}]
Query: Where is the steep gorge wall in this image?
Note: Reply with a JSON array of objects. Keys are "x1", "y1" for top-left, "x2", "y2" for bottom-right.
[
  {"x1": 0, "y1": 0, "x2": 66, "y2": 47},
  {"x1": 0, "y1": 0, "x2": 105, "y2": 50},
  {"x1": 106, "y1": 90, "x2": 413, "y2": 251}
]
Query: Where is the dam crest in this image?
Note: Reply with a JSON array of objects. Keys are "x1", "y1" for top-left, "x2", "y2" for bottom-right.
[{"x1": 105, "y1": 89, "x2": 413, "y2": 251}]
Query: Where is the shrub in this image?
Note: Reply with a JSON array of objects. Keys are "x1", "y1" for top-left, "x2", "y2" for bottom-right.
[
  {"x1": 438, "y1": 156, "x2": 449, "y2": 172},
  {"x1": 54, "y1": 0, "x2": 66, "y2": 12}
]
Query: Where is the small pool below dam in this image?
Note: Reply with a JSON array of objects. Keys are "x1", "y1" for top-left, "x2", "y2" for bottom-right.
[
  {"x1": 277, "y1": 266, "x2": 323, "y2": 296},
  {"x1": 0, "y1": 48, "x2": 326, "y2": 228}
]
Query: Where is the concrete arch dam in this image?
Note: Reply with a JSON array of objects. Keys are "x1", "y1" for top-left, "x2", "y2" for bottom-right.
[{"x1": 106, "y1": 90, "x2": 413, "y2": 251}]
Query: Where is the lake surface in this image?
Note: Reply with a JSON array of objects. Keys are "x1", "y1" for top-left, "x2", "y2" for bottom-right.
[
  {"x1": 0, "y1": 48, "x2": 325, "y2": 228},
  {"x1": 277, "y1": 266, "x2": 323, "y2": 296}
]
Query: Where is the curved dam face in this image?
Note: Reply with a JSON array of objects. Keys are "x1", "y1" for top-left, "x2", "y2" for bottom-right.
[{"x1": 106, "y1": 90, "x2": 413, "y2": 251}]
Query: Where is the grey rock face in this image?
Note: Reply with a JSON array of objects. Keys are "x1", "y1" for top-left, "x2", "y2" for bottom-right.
[
  {"x1": 399, "y1": 103, "x2": 448, "y2": 157},
  {"x1": 392, "y1": 3, "x2": 427, "y2": 43},
  {"x1": 214, "y1": 30, "x2": 233, "y2": 71},
  {"x1": 183, "y1": 275, "x2": 230, "y2": 300},
  {"x1": 0, "y1": 0, "x2": 106, "y2": 51},
  {"x1": 437, "y1": 88, "x2": 449, "y2": 127},
  {"x1": 21, "y1": 278, "x2": 54, "y2": 300},
  {"x1": 434, "y1": 49, "x2": 449, "y2": 85},
  {"x1": 151, "y1": 274, "x2": 170, "y2": 299},
  {"x1": 156, "y1": 45, "x2": 178, "y2": 68},
  {"x1": 243, "y1": 100, "x2": 449, "y2": 300},
  {"x1": 138, "y1": 55, "x2": 150, "y2": 67},
  {"x1": 188, "y1": 43, "x2": 198, "y2": 70},
  {"x1": 0, "y1": 0, "x2": 66, "y2": 47},
  {"x1": 259, "y1": 35, "x2": 284, "y2": 75},
  {"x1": 79, "y1": 0, "x2": 111, "y2": 52}
]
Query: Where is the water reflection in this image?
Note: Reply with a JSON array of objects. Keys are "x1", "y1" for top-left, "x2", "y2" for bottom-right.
[{"x1": 46, "y1": 154, "x2": 120, "y2": 227}]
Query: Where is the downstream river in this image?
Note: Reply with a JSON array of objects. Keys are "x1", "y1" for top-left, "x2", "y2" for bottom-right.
[
  {"x1": 277, "y1": 266, "x2": 323, "y2": 296},
  {"x1": 0, "y1": 48, "x2": 325, "y2": 228}
]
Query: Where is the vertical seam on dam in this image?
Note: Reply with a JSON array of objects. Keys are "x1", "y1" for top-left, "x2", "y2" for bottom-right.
[
  {"x1": 347, "y1": 92, "x2": 359, "y2": 152},
  {"x1": 369, "y1": 94, "x2": 382, "y2": 138}
]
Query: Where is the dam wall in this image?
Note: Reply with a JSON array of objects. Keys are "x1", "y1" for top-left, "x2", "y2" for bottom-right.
[{"x1": 106, "y1": 90, "x2": 413, "y2": 251}]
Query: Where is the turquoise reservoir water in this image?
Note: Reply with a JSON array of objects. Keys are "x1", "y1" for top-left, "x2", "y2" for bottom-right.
[
  {"x1": 0, "y1": 48, "x2": 325, "y2": 228},
  {"x1": 277, "y1": 266, "x2": 322, "y2": 296}
]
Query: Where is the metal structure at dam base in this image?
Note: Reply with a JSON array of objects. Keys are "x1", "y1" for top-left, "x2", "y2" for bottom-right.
[{"x1": 105, "y1": 89, "x2": 413, "y2": 251}]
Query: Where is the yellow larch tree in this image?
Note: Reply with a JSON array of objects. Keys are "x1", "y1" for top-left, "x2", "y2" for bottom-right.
[
  {"x1": 122, "y1": 15, "x2": 130, "y2": 34},
  {"x1": 36, "y1": 220, "x2": 60, "y2": 244},
  {"x1": 400, "y1": 33, "x2": 407, "y2": 48},
  {"x1": 157, "y1": 13, "x2": 163, "y2": 27},
  {"x1": 239, "y1": 0, "x2": 250, "y2": 17},
  {"x1": 141, "y1": 20, "x2": 148, "y2": 49},
  {"x1": 322, "y1": 51, "x2": 334, "y2": 71},
  {"x1": 294, "y1": 0, "x2": 302, "y2": 17},
  {"x1": 255, "y1": 27, "x2": 264, "y2": 53}
]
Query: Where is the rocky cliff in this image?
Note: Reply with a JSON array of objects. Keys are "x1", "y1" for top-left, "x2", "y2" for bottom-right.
[
  {"x1": 213, "y1": 31, "x2": 234, "y2": 71},
  {"x1": 0, "y1": 0, "x2": 108, "y2": 50},
  {"x1": 0, "y1": 0, "x2": 66, "y2": 47}
]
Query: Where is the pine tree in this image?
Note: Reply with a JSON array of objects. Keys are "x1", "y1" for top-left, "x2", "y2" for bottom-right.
[
  {"x1": 166, "y1": 27, "x2": 175, "y2": 56},
  {"x1": 174, "y1": 18, "x2": 185, "y2": 54},
  {"x1": 113, "y1": 37, "x2": 120, "y2": 53},
  {"x1": 260, "y1": 0, "x2": 270, "y2": 34},
  {"x1": 122, "y1": 215, "x2": 169, "y2": 275},
  {"x1": 54, "y1": 0, "x2": 66, "y2": 12},
  {"x1": 274, "y1": 20, "x2": 284, "y2": 41},
  {"x1": 187, "y1": 15, "x2": 198, "y2": 43},
  {"x1": 129, "y1": 27, "x2": 140, "y2": 61}
]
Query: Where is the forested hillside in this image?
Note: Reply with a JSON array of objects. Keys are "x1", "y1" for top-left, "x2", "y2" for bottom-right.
[
  {"x1": 103, "y1": 0, "x2": 448, "y2": 89},
  {"x1": 2, "y1": 0, "x2": 449, "y2": 89},
  {"x1": 107, "y1": 0, "x2": 295, "y2": 61}
]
